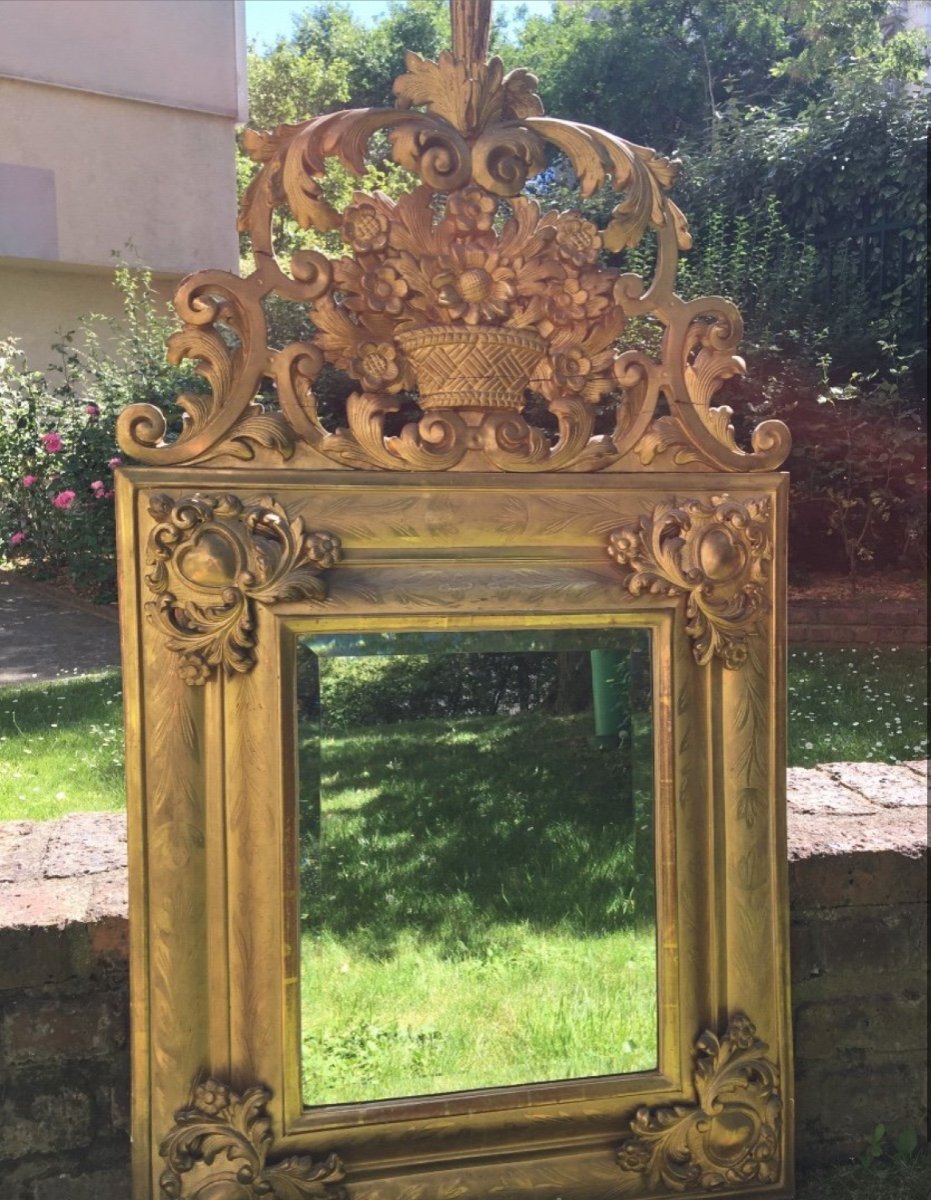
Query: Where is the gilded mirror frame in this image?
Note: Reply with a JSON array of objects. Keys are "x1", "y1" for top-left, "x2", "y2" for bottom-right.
[
  {"x1": 115, "y1": 2, "x2": 793, "y2": 1194},
  {"x1": 117, "y1": 469, "x2": 791, "y2": 1200}
]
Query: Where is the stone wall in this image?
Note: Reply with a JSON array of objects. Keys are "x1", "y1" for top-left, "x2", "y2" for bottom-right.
[
  {"x1": 789, "y1": 598, "x2": 926, "y2": 646},
  {"x1": 0, "y1": 767, "x2": 927, "y2": 1195}
]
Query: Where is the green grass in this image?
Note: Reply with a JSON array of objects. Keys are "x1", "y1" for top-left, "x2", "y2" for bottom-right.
[
  {"x1": 301, "y1": 925, "x2": 657, "y2": 1104},
  {"x1": 2, "y1": 647, "x2": 925, "y2": 823},
  {"x1": 0, "y1": 671, "x2": 124, "y2": 821},
  {"x1": 789, "y1": 646, "x2": 928, "y2": 768},
  {"x1": 299, "y1": 705, "x2": 656, "y2": 1103}
]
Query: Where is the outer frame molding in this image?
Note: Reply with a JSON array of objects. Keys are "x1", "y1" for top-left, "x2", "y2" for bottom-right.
[{"x1": 117, "y1": 467, "x2": 792, "y2": 1200}]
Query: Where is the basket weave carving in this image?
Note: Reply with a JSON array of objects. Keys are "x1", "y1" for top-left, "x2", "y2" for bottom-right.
[{"x1": 397, "y1": 326, "x2": 545, "y2": 410}]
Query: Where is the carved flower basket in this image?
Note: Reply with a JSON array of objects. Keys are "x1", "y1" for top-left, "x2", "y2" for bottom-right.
[{"x1": 396, "y1": 325, "x2": 545, "y2": 410}]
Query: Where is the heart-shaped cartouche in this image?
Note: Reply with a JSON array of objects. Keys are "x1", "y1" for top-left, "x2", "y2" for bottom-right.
[{"x1": 175, "y1": 528, "x2": 241, "y2": 589}]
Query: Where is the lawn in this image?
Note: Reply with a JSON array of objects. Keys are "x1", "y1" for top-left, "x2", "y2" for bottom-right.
[
  {"x1": 297, "y1": 698, "x2": 656, "y2": 1104},
  {"x1": 1, "y1": 646, "x2": 925, "y2": 823}
]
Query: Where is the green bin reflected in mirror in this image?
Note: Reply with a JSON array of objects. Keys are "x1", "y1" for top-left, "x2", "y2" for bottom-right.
[{"x1": 296, "y1": 628, "x2": 657, "y2": 1106}]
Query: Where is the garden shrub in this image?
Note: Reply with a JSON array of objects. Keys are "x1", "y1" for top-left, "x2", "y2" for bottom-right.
[{"x1": 0, "y1": 266, "x2": 203, "y2": 601}]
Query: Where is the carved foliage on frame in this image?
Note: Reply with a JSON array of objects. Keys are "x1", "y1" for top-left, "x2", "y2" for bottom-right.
[
  {"x1": 608, "y1": 496, "x2": 772, "y2": 668},
  {"x1": 616, "y1": 1014, "x2": 781, "y2": 1192},
  {"x1": 146, "y1": 494, "x2": 342, "y2": 684},
  {"x1": 159, "y1": 1079, "x2": 347, "y2": 1199},
  {"x1": 115, "y1": 1, "x2": 790, "y2": 474}
]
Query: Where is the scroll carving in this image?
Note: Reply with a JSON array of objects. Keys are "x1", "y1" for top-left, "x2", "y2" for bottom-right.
[
  {"x1": 116, "y1": 1, "x2": 790, "y2": 474},
  {"x1": 607, "y1": 496, "x2": 772, "y2": 668},
  {"x1": 146, "y1": 494, "x2": 341, "y2": 684},
  {"x1": 159, "y1": 1079, "x2": 347, "y2": 1199},
  {"x1": 616, "y1": 1014, "x2": 781, "y2": 1192}
]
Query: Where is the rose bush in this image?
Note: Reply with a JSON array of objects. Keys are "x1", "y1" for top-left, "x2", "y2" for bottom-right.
[{"x1": 0, "y1": 267, "x2": 205, "y2": 601}]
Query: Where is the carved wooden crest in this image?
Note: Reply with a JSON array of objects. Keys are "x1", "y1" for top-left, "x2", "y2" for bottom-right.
[{"x1": 115, "y1": 0, "x2": 790, "y2": 476}]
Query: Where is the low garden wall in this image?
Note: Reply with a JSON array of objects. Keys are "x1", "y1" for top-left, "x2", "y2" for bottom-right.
[
  {"x1": 789, "y1": 598, "x2": 926, "y2": 645},
  {"x1": 0, "y1": 765, "x2": 927, "y2": 1197}
]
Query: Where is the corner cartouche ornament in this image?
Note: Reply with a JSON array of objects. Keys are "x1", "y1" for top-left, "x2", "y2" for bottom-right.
[
  {"x1": 115, "y1": 0, "x2": 790, "y2": 475},
  {"x1": 159, "y1": 1079, "x2": 347, "y2": 1198},
  {"x1": 616, "y1": 1014, "x2": 781, "y2": 1192},
  {"x1": 607, "y1": 496, "x2": 772, "y2": 668},
  {"x1": 146, "y1": 494, "x2": 341, "y2": 683}
]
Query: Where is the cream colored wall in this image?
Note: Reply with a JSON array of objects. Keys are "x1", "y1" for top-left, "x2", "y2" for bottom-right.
[
  {"x1": 0, "y1": 0, "x2": 247, "y2": 118},
  {"x1": 0, "y1": 78, "x2": 240, "y2": 274},
  {"x1": 0, "y1": 0, "x2": 244, "y2": 365},
  {"x1": 0, "y1": 261, "x2": 176, "y2": 369}
]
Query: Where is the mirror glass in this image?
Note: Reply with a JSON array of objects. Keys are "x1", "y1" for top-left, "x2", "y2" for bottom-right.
[{"x1": 296, "y1": 628, "x2": 656, "y2": 1106}]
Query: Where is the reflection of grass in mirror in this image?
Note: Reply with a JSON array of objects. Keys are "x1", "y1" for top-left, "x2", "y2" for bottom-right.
[
  {"x1": 299, "y1": 707, "x2": 656, "y2": 1103},
  {"x1": 301, "y1": 924, "x2": 657, "y2": 1104}
]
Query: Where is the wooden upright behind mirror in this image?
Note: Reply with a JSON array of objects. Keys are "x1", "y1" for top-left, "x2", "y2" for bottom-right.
[{"x1": 116, "y1": 2, "x2": 793, "y2": 1195}]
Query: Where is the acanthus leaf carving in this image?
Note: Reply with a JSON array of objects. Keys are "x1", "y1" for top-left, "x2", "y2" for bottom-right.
[
  {"x1": 615, "y1": 1014, "x2": 781, "y2": 1193},
  {"x1": 145, "y1": 494, "x2": 342, "y2": 684},
  {"x1": 159, "y1": 1078, "x2": 347, "y2": 1199},
  {"x1": 116, "y1": 0, "x2": 790, "y2": 474},
  {"x1": 607, "y1": 496, "x2": 773, "y2": 669}
]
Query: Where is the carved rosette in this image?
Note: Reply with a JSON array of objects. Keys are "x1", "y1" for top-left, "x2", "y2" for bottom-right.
[
  {"x1": 159, "y1": 1079, "x2": 347, "y2": 1199},
  {"x1": 146, "y1": 494, "x2": 342, "y2": 684},
  {"x1": 616, "y1": 1014, "x2": 781, "y2": 1192},
  {"x1": 607, "y1": 496, "x2": 772, "y2": 668},
  {"x1": 114, "y1": 1, "x2": 790, "y2": 474}
]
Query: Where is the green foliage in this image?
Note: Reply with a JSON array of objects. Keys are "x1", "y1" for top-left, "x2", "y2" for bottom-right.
[
  {"x1": 0, "y1": 267, "x2": 200, "y2": 601},
  {"x1": 797, "y1": 1138, "x2": 931, "y2": 1200}
]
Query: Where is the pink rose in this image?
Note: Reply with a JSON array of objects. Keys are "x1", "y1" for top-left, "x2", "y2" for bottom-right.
[
  {"x1": 90, "y1": 480, "x2": 104, "y2": 492},
  {"x1": 22, "y1": 474, "x2": 38, "y2": 487},
  {"x1": 52, "y1": 489, "x2": 76, "y2": 510},
  {"x1": 85, "y1": 403, "x2": 100, "y2": 417},
  {"x1": 10, "y1": 531, "x2": 26, "y2": 546},
  {"x1": 108, "y1": 457, "x2": 122, "y2": 469},
  {"x1": 41, "y1": 432, "x2": 63, "y2": 453}
]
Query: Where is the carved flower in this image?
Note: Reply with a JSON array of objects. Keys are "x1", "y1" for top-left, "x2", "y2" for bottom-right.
[
  {"x1": 446, "y1": 186, "x2": 498, "y2": 233},
  {"x1": 350, "y1": 341, "x2": 402, "y2": 392},
  {"x1": 342, "y1": 200, "x2": 390, "y2": 254},
  {"x1": 729, "y1": 1014, "x2": 757, "y2": 1050},
  {"x1": 616, "y1": 1137, "x2": 652, "y2": 1173},
  {"x1": 432, "y1": 249, "x2": 517, "y2": 325},
  {"x1": 178, "y1": 653, "x2": 212, "y2": 687},
  {"x1": 193, "y1": 1081, "x2": 232, "y2": 1115},
  {"x1": 550, "y1": 344, "x2": 615, "y2": 403},
  {"x1": 360, "y1": 266, "x2": 408, "y2": 315},
  {"x1": 306, "y1": 532, "x2": 342, "y2": 570},
  {"x1": 555, "y1": 215, "x2": 603, "y2": 267}
]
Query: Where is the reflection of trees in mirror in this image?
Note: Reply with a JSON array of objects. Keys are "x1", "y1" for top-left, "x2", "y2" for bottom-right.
[{"x1": 296, "y1": 643, "x2": 656, "y2": 1103}]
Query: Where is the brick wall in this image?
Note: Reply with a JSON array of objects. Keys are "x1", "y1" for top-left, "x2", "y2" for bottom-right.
[
  {"x1": 0, "y1": 816, "x2": 130, "y2": 1200},
  {"x1": 0, "y1": 766, "x2": 927, "y2": 1194},
  {"x1": 789, "y1": 598, "x2": 927, "y2": 645}
]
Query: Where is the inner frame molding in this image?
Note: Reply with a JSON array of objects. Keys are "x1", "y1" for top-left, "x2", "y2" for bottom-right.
[{"x1": 117, "y1": 469, "x2": 792, "y2": 1200}]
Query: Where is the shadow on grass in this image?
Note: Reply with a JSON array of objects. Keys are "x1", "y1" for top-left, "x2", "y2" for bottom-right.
[
  {"x1": 0, "y1": 671, "x2": 122, "y2": 735},
  {"x1": 299, "y1": 710, "x2": 655, "y2": 957}
]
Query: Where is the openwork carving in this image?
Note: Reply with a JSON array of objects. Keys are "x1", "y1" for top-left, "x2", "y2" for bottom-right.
[
  {"x1": 616, "y1": 1014, "x2": 781, "y2": 1192},
  {"x1": 608, "y1": 496, "x2": 772, "y2": 668},
  {"x1": 146, "y1": 494, "x2": 341, "y2": 683},
  {"x1": 116, "y1": 0, "x2": 789, "y2": 474},
  {"x1": 159, "y1": 1079, "x2": 347, "y2": 1198}
]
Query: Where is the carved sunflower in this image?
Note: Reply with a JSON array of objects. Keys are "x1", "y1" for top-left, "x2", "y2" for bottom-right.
[
  {"x1": 342, "y1": 199, "x2": 390, "y2": 254},
  {"x1": 446, "y1": 186, "x2": 498, "y2": 234},
  {"x1": 350, "y1": 341, "x2": 403, "y2": 392},
  {"x1": 432, "y1": 247, "x2": 517, "y2": 325}
]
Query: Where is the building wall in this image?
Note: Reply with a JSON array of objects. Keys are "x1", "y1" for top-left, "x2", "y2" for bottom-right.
[{"x1": 0, "y1": 0, "x2": 245, "y2": 367}]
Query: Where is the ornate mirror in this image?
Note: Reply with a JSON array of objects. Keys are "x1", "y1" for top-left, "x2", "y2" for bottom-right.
[{"x1": 116, "y1": 3, "x2": 792, "y2": 1196}]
